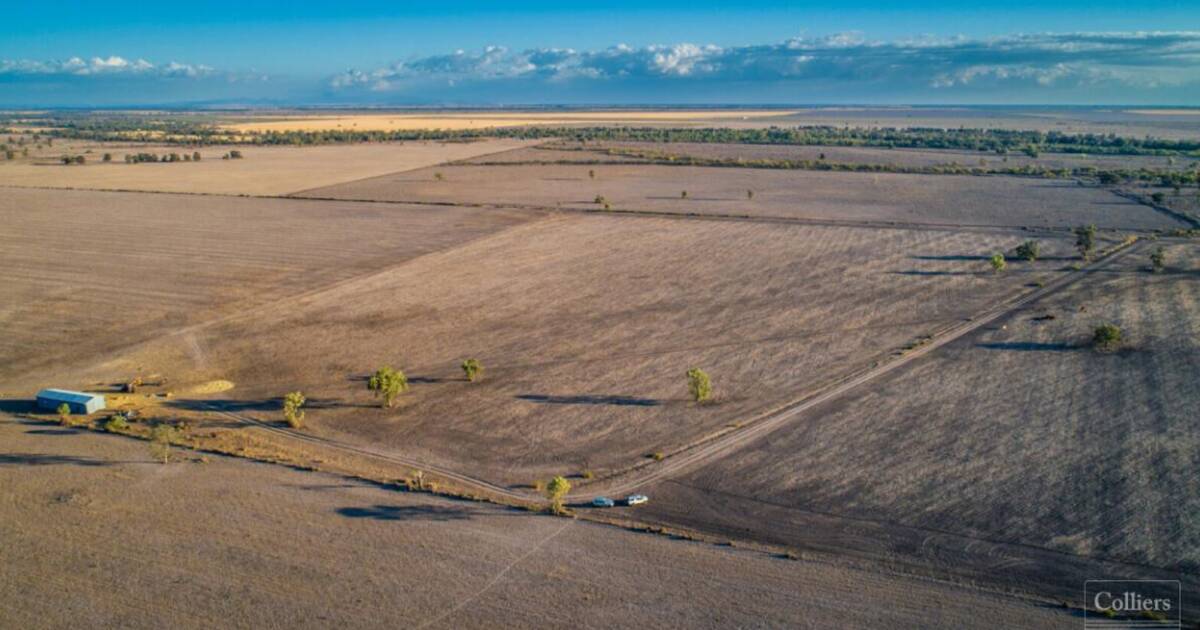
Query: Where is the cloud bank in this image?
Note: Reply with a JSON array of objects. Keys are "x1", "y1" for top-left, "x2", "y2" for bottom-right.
[
  {"x1": 0, "y1": 56, "x2": 216, "y2": 78},
  {"x1": 329, "y1": 31, "x2": 1200, "y2": 104}
]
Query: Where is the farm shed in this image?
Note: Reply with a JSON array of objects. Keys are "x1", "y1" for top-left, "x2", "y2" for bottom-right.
[{"x1": 36, "y1": 389, "x2": 106, "y2": 415}]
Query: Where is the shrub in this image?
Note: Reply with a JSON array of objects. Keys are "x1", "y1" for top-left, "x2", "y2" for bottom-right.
[
  {"x1": 192, "y1": 151, "x2": 201, "y2": 161},
  {"x1": 747, "y1": 189, "x2": 754, "y2": 200},
  {"x1": 105, "y1": 413, "x2": 129, "y2": 433},
  {"x1": 544, "y1": 476, "x2": 571, "y2": 512},
  {"x1": 1075, "y1": 224, "x2": 1097, "y2": 260},
  {"x1": 461, "y1": 358, "x2": 483, "y2": 382},
  {"x1": 990, "y1": 252, "x2": 1007, "y2": 273},
  {"x1": 687, "y1": 368, "x2": 712, "y2": 403},
  {"x1": 368, "y1": 366, "x2": 408, "y2": 408},
  {"x1": 650, "y1": 451, "x2": 665, "y2": 461},
  {"x1": 1150, "y1": 246, "x2": 1166, "y2": 273},
  {"x1": 433, "y1": 171, "x2": 444, "y2": 181},
  {"x1": 1151, "y1": 192, "x2": 1166, "y2": 204},
  {"x1": 594, "y1": 194, "x2": 607, "y2": 205},
  {"x1": 580, "y1": 470, "x2": 594, "y2": 480},
  {"x1": 680, "y1": 190, "x2": 688, "y2": 199},
  {"x1": 56, "y1": 403, "x2": 72, "y2": 426},
  {"x1": 102, "y1": 153, "x2": 112, "y2": 162},
  {"x1": 1014, "y1": 240, "x2": 1039, "y2": 261},
  {"x1": 1093, "y1": 323, "x2": 1122, "y2": 352},
  {"x1": 149, "y1": 424, "x2": 180, "y2": 464},
  {"x1": 229, "y1": 150, "x2": 243, "y2": 159},
  {"x1": 588, "y1": 169, "x2": 595, "y2": 180},
  {"x1": 283, "y1": 391, "x2": 306, "y2": 428}
]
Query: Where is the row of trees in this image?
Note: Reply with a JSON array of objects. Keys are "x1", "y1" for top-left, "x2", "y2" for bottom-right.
[{"x1": 124, "y1": 151, "x2": 203, "y2": 163}]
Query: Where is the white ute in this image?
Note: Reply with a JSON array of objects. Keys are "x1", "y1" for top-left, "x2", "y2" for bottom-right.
[{"x1": 625, "y1": 494, "x2": 649, "y2": 506}]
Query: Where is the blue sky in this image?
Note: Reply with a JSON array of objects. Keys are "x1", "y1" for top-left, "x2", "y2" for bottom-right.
[{"x1": 1, "y1": 1, "x2": 1198, "y2": 106}]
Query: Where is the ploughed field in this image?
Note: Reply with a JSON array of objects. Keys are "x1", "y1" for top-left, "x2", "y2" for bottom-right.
[
  {"x1": 298, "y1": 161, "x2": 1183, "y2": 230},
  {"x1": 0, "y1": 139, "x2": 535, "y2": 195},
  {"x1": 0, "y1": 417, "x2": 1074, "y2": 629},
  {"x1": 0, "y1": 188, "x2": 537, "y2": 387},
  {"x1": 89, "y1": 213, "x2": 1083, "y2": 485},
  {"x1": 635, "y1": 240, "x2": 1200, "y2": 600}
]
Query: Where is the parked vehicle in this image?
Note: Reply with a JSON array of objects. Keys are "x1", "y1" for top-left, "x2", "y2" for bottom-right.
[
  {"x1": 625, "y1": 494, "x2": 649, "y2": 506},
  {"x1": 592, "y1": 496, "x2": 615, "y2": 508}
]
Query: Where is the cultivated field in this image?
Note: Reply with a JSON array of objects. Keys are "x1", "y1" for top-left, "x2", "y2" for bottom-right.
[
  {"x1": 71, "y1": 214, "x2": 1085, "y2": 485},
  {"x1": 0, "y1": 188, "x2": 537, "y2": 386},
  {"x1": 299, "y1": 162, "x2": 1182, "y2": 230},
  {"x1": 0, "y1": 139, "x2": 535, "y2": 195},
  {"x1": 636, "y1": 240, "x2": 1200, "y2": 599},
  {"x1": 0, "y1": 417, "x2": 1074, "y2": 629}
]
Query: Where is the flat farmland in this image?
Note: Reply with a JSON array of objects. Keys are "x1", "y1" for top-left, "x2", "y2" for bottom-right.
[
  {"x1": 0, "y1": 188, "x2": 537, "y2": 387},
  {"x1": 0, "y1": 417, "x2": 1073, "y2": 629},
  {"x1": 636, "y1": 241, "x2": 1200, "y2": 597},
  {"x1": 91, "y1": 215, "x2": 1081, "y2": 485},
  {"x1": 299, "y1": 162, "x2": 1181, "y2": 230},
  {"x1": 0, "y1": 139, "x2": 536, "y2": 195}
]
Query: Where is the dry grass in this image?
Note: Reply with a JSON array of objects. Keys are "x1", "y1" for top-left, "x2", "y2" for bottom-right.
[
  {"x1": 84, "y1": 214, "x2": 1076, "y2": 484},
  {"x1": 299, "y1": 162, "x2": 1181, "y2": 230},
  {"x1": 646, "y1": 242, "x2": 1200, "y2": 572},
  {"x1": 0, "y1": 139, "x2": 535, "y2": 195},
  {"x1": 0, "y1": 418, "x2": 1073, "y2": 629},
  {"x1": 0, "y1": 188, "x2": 537, "y2": 385}
]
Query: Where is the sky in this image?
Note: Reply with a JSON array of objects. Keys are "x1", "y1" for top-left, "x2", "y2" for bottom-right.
[{"x1": 1, "y1": 1, "x2": 1198, "y2": 106}]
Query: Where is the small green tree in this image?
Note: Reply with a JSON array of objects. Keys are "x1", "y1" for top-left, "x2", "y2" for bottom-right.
[
  {"x1": 433, "y1": 171, "x2": 445, "y2": 181},
  {"x1": 283, "y1": 391, "x2": 306, "y2": 428},
  {"x1": 461, "y1": 358, "x2": 483, "y2": 382},
  {"x1": 56, "y1": 403, "x2": 72, "y2": 426},
  {"x1": 990, "y1": 252, "x2": 1007, "y2": 273},
  {"x1": 368, "y1": 366, "x2": 408, "y2": 408},
  {"x1": 680, "y1": 190, "x2": 688, "y2": 199},
  {"x1": 1150, "y1": 246, "x2": 1166, "y2": 273},
  {"x1": 1014, "y1": 240, "x2": 1039, "y2": 261},
  {"x1": 1075, "y1": 224, "x2": 1097, "y2": 260},
  {"x1": 687, "y1": 368, "x2": 712, "y2": 403},
  {"x1": 588, "y1": 169, "x2": 595, "y2": 180},
  {"x1": 104, "y1": 413, "x2": 129, "y2": 433},
  {"x1": 149, "y1": 424, "x2": 179, "y2": 464},
  {"x1": 1151, "y1": 192, "x2": 1165, "y2": 204},
  {"x1": 192, "y1": 151, "x2": 201, "y2": 162},
  {"x1": 594, "y1": 194, "x2": 607, "y2": 205},
  {"x1": 544, "y1": 476, "x2": 571, "y2": 513},
  {"x1": 102, "y1": 153, "x2": 112, "y2": 162},
  {"x1": 1093, "y1": 323, "x2": 1122, "y2": 352}
]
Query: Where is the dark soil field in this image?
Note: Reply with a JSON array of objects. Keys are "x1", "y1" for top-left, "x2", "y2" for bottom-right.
[
  {"x1": 634, "y1": 239, "x2": 1200, "y2": 605},
  {"x1": 298, "y1": 162, "x2": 1182, "y2": 230}
]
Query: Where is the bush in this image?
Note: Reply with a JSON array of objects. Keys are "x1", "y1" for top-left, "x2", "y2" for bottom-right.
[
  {"x1": 283, "y1": 391, "x2": 306, "y2": 428},
  {"x1": 149, "y1": 424, "x2": 180, "y2": 463},
  {"x1": 1093, "y1": 323, "x2": 1122, "y2": 352},
  {"x1": 990, "y1": 252, "x2": 1007, "y2": 273},
  {"x1": 1151, "y1": 192, "x2": 1166, "y2": 204},
  {"x1": 1150, "y1": 246, "x2": 1166, "y2": 273},
  {"x1": 1074, "y1": 224, "x2": 1097, "y2": 260},
  {"x1": 580, "y1": 470, "x2": 594, "y2": 480},
  {"x1": 594, "y1": 195, "x2": 607, "y2": 205},
  {"x1": 544, "y1": 476, "x2": 571, "y2": 512},
  {"x1": 368, "y1": 366, "x2": 408, "y2": 408},
  {"x1": 686, "y1": 368, "x2": 712, "y2": 403},
  {"x1": 461, "y1": 358, "x2": 482, "y2": 382},
  {"x1": 56, "y1": 403, "x2": 72, "y2": 426},
  {"x1": 680, "y1": 190, "x2": 688, "y2": 199},
  {"x1": 104, "y1": 413, "x2": 129, "y2": 433},
  {"x1": 1014, "y1": 240, "x2": 1039, "y2": 261},
  {"x1": 747, "y1": 189, "x2": 754, "y2": 200}
]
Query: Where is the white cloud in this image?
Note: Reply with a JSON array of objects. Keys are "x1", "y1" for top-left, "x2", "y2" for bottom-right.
[{"x1": 0, "y1": 56, "x2": 218, "y2": 78}]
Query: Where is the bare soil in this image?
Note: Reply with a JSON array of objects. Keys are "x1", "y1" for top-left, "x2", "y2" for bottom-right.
[
  {"x1": 298, "y1": 162, "x2": 1181, "y2": 230},
  {"x1": 0, "y1": 415, "x2": 1077, "y2": 629}
]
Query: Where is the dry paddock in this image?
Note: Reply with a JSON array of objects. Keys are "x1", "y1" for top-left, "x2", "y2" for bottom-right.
[
  {"x1": 0, "y1": 416, "x2": 1076, "y2": 629},
  {"x1": 297, "y1": 162, "x2": 1184, "y2": 230},
  {"x1": 80, "y1": 212, "x2": 1087, "y2": 486}
]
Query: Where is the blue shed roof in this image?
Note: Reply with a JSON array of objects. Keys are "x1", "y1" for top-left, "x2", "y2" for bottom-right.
[{"x1": 36, "y1": 389, "x2": 103, "y2": 404}]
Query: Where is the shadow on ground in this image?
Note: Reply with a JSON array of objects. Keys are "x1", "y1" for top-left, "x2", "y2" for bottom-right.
[
  {"x1": 517, "y1": 394, "x2": 661, "y2": 407},
  {"x1": 335, "y1": 504, "x2": 486, "y2": 521}
]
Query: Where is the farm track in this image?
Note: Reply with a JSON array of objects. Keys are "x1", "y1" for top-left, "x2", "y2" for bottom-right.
[{"x1": 200, "y1": 237, "x2": 1148, "y2": 507}]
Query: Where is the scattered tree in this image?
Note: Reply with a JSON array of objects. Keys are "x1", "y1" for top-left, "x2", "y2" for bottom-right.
[
  {"x1": 680, "y1": 190, "x2": 688, "y2": 199},
  {"x1": 1151, "y1": 192, "x2": 1166, "y2": 204},
  {"x1": 1150, "y1": 246, "x2": 1166, "y2": 273},
  {"x1": 56, "y1": 403, "x2": 72, "y2": 426},
  {"x1": 544, "y1": 476, "x2": 571, "y2": 513},
  {"x1": 594, "y1": 194, "x2": 607, "y2": 205},
  {"x1": 102, "y1": 153, "x2": 112, "y2": 162},
  {"x1": 367, "y1": 366, "x2": 408, "y2": 408},
  {"x1": 192, "y1": 151, "x2": 201, "y2": 161},
  {"x1": 1015, "y1": 240, "x2": 1039, "y2": 261},
  {"x1": 283, "y1": 391, "x2": 306, "y2": 428},
  {"x1": 990, "y1": 252, "x2": 1007, "y2": 273},
  {"x1": 588, "y1": 169, "x2": 595, "y2": 180},
  {"x1": 747, "y1": 189, "x2": 754, "y2": 200},
  {"x1": 105, "y1": 413, "x2": 129, "y2": 433},
  {"x1": 149, "y1": 424, "x2": 179, "y2": 463},
  {"x1": 461, "y1": 358, "x2": 483, "y2": 382},
  {"x1": 1092, "y1": 323, "x2": 1123, "y2": 352},
  {"x1": 1074, "y1": 224, "x2": 1097, "y2": 260},
  {"x1": 687, "y1": 368, "x2": 712, "y2": 403},
  {"x1": 433, "y1": 171, "x2": 444, "y2": 181}
]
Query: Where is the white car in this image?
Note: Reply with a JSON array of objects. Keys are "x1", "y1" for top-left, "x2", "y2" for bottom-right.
[
  {"x1": 625, "y1": 494, "x2": 649, "y2": 506},
  {"x1": 592, "y1": 496, "x2": 615, "y2": 508}
]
